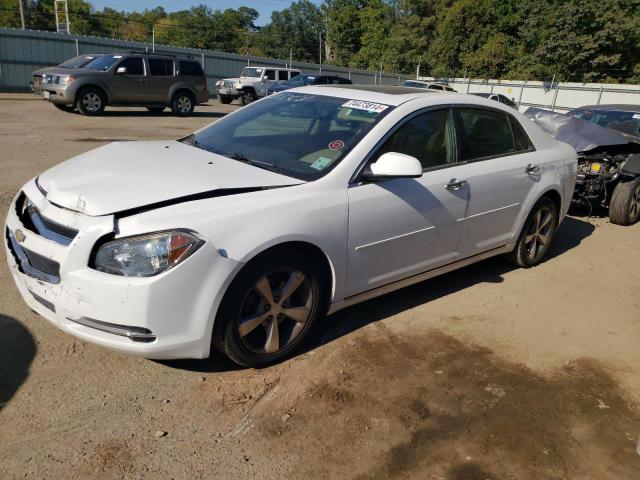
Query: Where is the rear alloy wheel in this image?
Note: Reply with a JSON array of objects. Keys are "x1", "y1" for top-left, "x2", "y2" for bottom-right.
[
  {"x1": 76, "y1": 88, "x2": 105, "y2": 115},
  {"x1": 609, "y1": 176, "x2": 640, "y2": 225},
  {"x1": 239, "y1": 90, "x2": 255, "y2": 106},
  {"x1": 510, "y1": 197, "x2": 558, "y2": 267},
  {"x1": 215, "y1": 249, "x2": 324, "y2": 367},
  {"x1": 171, "y1": 91, "x2": 195, "y2": 116}
]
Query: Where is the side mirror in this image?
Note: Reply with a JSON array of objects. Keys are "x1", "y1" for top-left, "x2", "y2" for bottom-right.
[
  {"x1": 364, "y1": 152, "x2": 423, "y2": 180},
  {"x1": 116, "y1": 66, "x2": 127, "y2": 75}
]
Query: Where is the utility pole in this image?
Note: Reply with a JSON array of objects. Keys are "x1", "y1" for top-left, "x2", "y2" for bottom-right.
[
  {"x1": 289, "y1": 48, "x2": 292, "y2": 70},
  {"x1": 18, "y1": 0, "x2": 25, "y2": 30},
  {"x1": 152, "y1": 26, "x2": 155, "y2": 52},
  {"x1": 319, "y1": 32, "x2": 322, "y2": 75}
]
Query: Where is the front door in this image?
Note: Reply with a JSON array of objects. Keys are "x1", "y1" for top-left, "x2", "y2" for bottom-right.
[
  {"x1": 347, "y1": 108, "x2": 470, "y2": 296},
  {"x1": 110, "y1": 56, "x2": 147, "y2": 104}
]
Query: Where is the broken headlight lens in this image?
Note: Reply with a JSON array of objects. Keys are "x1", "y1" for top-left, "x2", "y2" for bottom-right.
[{"x1": 93, "y1": 231, "x2": 203, "y2": 277}]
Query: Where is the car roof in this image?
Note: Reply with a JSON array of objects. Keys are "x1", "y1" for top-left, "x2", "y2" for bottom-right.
[
  {"x1": 287, "y1": 84, "x2": 453, "y2": 106},
  {"x1": 574, "y1": 104, "x2": 640, "y2": 113}
]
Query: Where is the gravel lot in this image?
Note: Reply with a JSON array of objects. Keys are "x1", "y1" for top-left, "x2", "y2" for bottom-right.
[{"x1": 1, "y1": 93, "x2": 639, "y2": 479}]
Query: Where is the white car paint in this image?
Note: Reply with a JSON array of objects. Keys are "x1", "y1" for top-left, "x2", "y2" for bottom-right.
[{"x1": 5, "y1": 86, "x2": 577, "y2": 359}]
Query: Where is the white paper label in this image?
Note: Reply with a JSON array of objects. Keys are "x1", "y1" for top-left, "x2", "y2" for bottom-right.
[
  {"x1": 341, "y1": 100, "x2": 389, "y2": 113},
  {"x1": 633, "y1": 113, "x2": 640, "y2": 119}
]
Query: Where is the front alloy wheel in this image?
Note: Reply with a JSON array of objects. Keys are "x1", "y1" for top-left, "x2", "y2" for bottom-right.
[
  {"x1": 76, "y1": 88, "x2": 105, "y2": 115},
  {"x1": 214, "y1": 248, "x2": 324, "y2": 367}
]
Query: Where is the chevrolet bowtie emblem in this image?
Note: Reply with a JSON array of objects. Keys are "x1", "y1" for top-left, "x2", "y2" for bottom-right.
[{"x1": 15, "y1": 229, "x2": 26, "y2": 243}]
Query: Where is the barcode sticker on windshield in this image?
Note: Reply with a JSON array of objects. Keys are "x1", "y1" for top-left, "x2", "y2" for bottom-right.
[{"x1": 341, "y1": 100, "x2": 389, "y2": 114}]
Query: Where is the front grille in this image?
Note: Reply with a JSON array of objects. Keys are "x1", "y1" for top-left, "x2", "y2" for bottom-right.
[
  {"x1": 15, "y1": 192, "x2": 77, "y2": 246},
  {"x1": 224, "y1": 81, "x2": 235, "y2": 89},
  {"x1": 5, "y1": 227, "x2": 61, "y2": 284}
]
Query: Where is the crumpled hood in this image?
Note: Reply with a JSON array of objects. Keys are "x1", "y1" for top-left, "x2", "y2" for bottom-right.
[{"x1": 38, "y1": 141, "x2": 301, "y2": 216}]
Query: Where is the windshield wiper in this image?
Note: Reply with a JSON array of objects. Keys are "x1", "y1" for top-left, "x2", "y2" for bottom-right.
[{"x1": 227, "y1": 153, "x2": 281, "y2": 173}]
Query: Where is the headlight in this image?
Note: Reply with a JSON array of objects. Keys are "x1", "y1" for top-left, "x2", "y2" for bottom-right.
[
  {"x1": 216, "y1": 80, "x2": 222, "y2": 87},
  {"x1": 59, "y1": 75, "x2": 75, "y2": 86},
  {"x1": 93, "y1": 231, "x2": 203, "y2": 277}
]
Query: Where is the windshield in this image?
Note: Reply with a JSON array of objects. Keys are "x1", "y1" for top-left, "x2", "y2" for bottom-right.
[
  {"x1": 83, "y1": 55, "x2": 121, "y2": 71},
  {"x1": 241, "y1": 67, "x2": 263, "y2": 78},
  {"x1": 190, "y1": 93, "x2": 393, "y2": 180},
  {"x1": 58, "y1": 55, "x2": 100, "y2": 68},
  {"x1": 402, "y1": 80, "x2": 426, "y2": 88},
  {"x1": 572, "y1": 109, "x2": 640, "y2": 136}
]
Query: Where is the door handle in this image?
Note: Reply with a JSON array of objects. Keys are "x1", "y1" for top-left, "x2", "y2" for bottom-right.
[
  {"x1": 525, "y1": 164, "x2": 541, "y2": 175},
  {"x1": 445, "y1": 179, "x2": 467, "y2": 191}
]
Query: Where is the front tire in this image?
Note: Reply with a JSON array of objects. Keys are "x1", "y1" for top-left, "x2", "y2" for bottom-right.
[
  {"x1": 171, "y1": 91, "x2": 195, "y2": 116},
  {"x1": 609, "y1": 176, "x2": 640, "y2": 226},
  {"x1": 214, "y1": 248, "x2": 325, "y2": 368},
  {"x1": 75, "y1": 87, "x2": 106, "y2": 115},
  {"x1": 146, "y1": 106, "x2": 165, "y2": 114},
  {"x1": 509, "y1": 197, "x2": 558, "y2": 268},
  {"x1": 239, "y1": 90, "x2": 256, "y2": 106}
]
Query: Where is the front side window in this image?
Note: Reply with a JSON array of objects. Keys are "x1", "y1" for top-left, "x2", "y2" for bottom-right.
[
  {"x1": 264, "y1": 69, "x2": 276, "y2": 81},
  {"x1": 374, "y1": 109, "x2": 457, "y2": 170},
  {"x1": 149, "y1": 58, "x2": 173, "y2": 76},
  {"x1": 458, "y1": 108, "x2": 515, "y2": 160},
  {"x1": 190, "y1": 93, "x2": 393, "y2": 180},
  {"x1": 118, "y1": 57, "x2": 144, "y2": 75}
]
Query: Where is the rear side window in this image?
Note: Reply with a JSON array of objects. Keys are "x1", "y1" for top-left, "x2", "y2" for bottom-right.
[
  {"x1": 179, "y1": 61, "x2": 203, "y2": 76},
  {"x1": 149, "y1": 58, "x2": 173, "y2": 76},
  {"x1": 119, "y1": 57, "x2": 144, "y2": 75},
  {"x1": 278, "y1": 70, "x2": 288, "y2": 81},
  {"x1": 509, "y1": 116, "x2": 535, "y2": 152},
  {"x1": 458, "y1": 108, "x2": 515, "y2": 160}
]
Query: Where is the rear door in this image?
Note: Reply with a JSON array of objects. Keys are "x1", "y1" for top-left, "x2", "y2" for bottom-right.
[
  {"x1": 146, "y1": 57, "x2": 175, "y2": 103},
  {"x1": 110, "y1": 56, "x2": 147, "y2": 103},
  {"x1": 455, "y1": 107, "x2": 541, "y2": 256}
]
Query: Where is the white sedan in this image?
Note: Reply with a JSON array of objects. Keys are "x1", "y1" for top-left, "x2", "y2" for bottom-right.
[{"x1": 4, "y1": 86, "x2": 577, "y2": 367}]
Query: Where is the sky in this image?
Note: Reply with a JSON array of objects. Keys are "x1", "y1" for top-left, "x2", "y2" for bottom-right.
[{"x1": 89, "y1": 1, "x2": 308, "y2": 26}]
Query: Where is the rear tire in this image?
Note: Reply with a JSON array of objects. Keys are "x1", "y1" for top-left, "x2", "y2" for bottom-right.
[
  {"x1": 75, "y1": 87, "x2": 106, "y2": 116},
  {"x1": 218, "y1": 95, "x2": 233, "y2": 105},
  {"x1": 609, "y1": 176, "x2": 640, "y2": 225},
  {"x1": 509, "y1": 197, "x2": 558, "y2": 268},
  {"x1": 171, "y1": 91, "x2": 195, "y2": 116},
  {"x1": 214, "y1": 248, "x2": 325, "y2": 368}
]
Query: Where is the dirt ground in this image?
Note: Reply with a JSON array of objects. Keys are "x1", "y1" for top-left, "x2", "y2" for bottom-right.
[{"x1": 1, "y1": 93, "x2": 639, "y2": 479}]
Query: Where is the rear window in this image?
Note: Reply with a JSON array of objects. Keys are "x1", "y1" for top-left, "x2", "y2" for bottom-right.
[
  {"x1": 179, "y1": 61, "x2": 203, "y2": 76},
  {"x1": 458, "y1": 108, "x2": 515, "y2": 160},
  {"x1": 149, "y1": 58, "x2": 173, "y2": 76}
]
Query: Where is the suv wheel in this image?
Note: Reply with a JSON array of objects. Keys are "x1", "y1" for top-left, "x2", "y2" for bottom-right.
[
  {"x1": 171, "y1": 91, "x2": 195, "y2": 116},
  {"x1": 509, "y1": 197, "x2": 558, "y2": 268},
  {"x1": 76, "y1": 87, "x2": 105, "y2": 115},
  {"x1": 218, "y1": 95, "x2": 233, "y2": 105},
  {"x1": 240, "y1": 90, "x2": 255, "y2": 106},
  {"x1": 214, "y1": 248, "x2": 325, "y2": 367},
  {"x1": 609, "y1": 176, "x2": 640, "y2": 225}
]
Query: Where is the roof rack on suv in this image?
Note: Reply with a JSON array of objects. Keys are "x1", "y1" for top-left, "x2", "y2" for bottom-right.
[{"x1": 124, "y1": 50, "x2": 194, "y2": 59}]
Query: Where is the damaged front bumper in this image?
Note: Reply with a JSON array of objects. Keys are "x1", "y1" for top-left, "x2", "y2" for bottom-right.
[{"x1": 4, "y1": 179, "x2": 242, "y2": 359}]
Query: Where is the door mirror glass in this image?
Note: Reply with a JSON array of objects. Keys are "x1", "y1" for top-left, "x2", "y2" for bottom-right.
[
  {"x1": 116, "y1": 66, "x2": 127, "y2": 75},
  {"x1": 366, "y1": 152, "x2": 423, "y2": 179}
]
